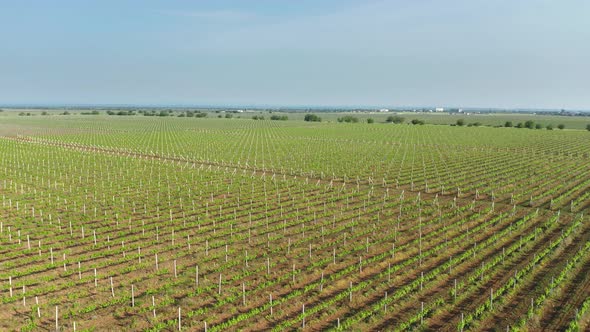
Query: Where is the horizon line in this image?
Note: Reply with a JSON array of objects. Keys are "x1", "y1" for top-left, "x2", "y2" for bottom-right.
[{"x1": 1, "y1": 103, "x2": 589, "y2": 113}]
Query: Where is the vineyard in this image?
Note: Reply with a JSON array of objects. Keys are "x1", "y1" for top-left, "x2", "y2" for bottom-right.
[{"x1": 1, "y1": 115, "x2": 590, "y2": 331}]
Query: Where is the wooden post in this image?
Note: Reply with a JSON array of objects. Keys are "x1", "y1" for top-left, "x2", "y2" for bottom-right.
[
  {"x1": 359, "y1": 256, "x2": 362, "y2": 274},
  {"x1": 178, "y1": 307, "x2": 181, "y2": 331},
  {"x1": 333, "y1": 248, "x2": 336, "y2": 265},
  {"x1": 35, "y1": 296, "x2": 40, "y2": 317},
  {"x1": 302, "y1": 304, "x2": 305, "y2": 329},
  {"x1": 461, "y1": 312, "x2": 464, "y2": 332},
  {"x1": 270, "y1": 293, "x2": 273, "y2": 315},
  {"x1": 388, "y1": 263, "x2": 391, "y2": 282},
  {"x1": 420, "y1": 272, "x2": 423, "y2": 290},
  {"x1": 421, "y1": 301, "x2": 424, "y2": 325}
]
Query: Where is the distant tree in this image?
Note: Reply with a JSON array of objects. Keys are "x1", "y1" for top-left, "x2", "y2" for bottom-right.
[
  {"x1": 456, "y1": 119, "x2": 465, "y2": 126},
  {"x1": 81, "y1": 110, "x2": 99, "y2": 115},
  {"x1": 367, "y1": 118, "x2": 374, "y2": 124},
  {"x1": 516, "y1": 122, "x2": 523, "y2": 128},
  {"x1": 546, "y1": 124, "x2": 553, "y2": 130},
  {"x1": 586, "y1": 124, "x2": 590, "y2": 131},
  {"x1": 337, "y1": 115, "x2": 359, "y2": 123},
  {"x1": 504, "y1": 121, "x2": 513, "y2": 127},
  {"x1": 270, "y1": 115, "x2": 288, "y2": 120},
  {"x1": 472, "y1": 122, "x2": 482, "y2": 127},
  {"x1": 524, "y1": 120, "x2": 535, "y2": 129},
  {"x1": 41, "y1": 111, "x2": 48, "y2": 115},
  {"x1": 557, "y1": 124, "x2": 565, "y2": 130},
  {"x1": 116, "y1": 110, "x2": 134, "y2": 116},
  {"x1": 411, "y1": 119, "x2": 425, "y2": 125},
  {"x1": 535, "y1": 123, "x2": 543, "y2": 129},
  {"x1": 304, "y1": 114, "x2": 321, "y2": 122},
  {"x1": 386, "y1": 115, "x2": 404, "y2": 124},
  {"x1": 225, "y1": 113, "x2": 233, "y2": 119}
]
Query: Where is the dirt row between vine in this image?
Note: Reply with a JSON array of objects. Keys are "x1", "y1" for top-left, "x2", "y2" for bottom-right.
[{"x1": 2, "y1": 135, "x2": 579, "y2": 217}]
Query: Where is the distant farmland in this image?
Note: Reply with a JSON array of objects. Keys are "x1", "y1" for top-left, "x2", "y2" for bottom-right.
[{"x1": 1, "y1": 114, "x2": 589, "y2": 331}]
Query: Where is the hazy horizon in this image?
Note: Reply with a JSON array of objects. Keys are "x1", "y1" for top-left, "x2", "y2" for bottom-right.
[
  {"x1": 1, "y1": 103, "x2": 589, "y2": 113},
  {"x1": 1, "y1": 0, "x2": 589, "y2": 109}
]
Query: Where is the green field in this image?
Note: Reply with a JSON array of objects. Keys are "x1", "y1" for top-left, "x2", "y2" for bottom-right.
[
  {"x1": 4, "y1": 108, "x2": 590, "y2": 129},
  {"x1": 1, "y1": 113, "x2": 590, "y2": 331}
]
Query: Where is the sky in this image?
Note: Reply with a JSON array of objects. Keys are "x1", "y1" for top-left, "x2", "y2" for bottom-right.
[{"x1": 0, "y1": 0, "x2": 589, "y2": 109}]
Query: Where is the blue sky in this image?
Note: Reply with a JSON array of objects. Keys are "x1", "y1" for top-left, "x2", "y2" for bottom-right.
[{"x1": 0, "y1": 0, "x2": 589, "y2": 109}]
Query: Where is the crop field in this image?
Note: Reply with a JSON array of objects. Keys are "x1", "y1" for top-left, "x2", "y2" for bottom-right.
[{"x1": 1, "y1": 115, "x2": 590, "y2": 331}]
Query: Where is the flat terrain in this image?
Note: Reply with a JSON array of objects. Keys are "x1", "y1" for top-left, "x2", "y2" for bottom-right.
[
  {"x1": 3, "y1": 109, "x2": 590, "y2": 129},
  {"x1": 0, "y1": 114, "x2": 589, "y2": 331}
]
